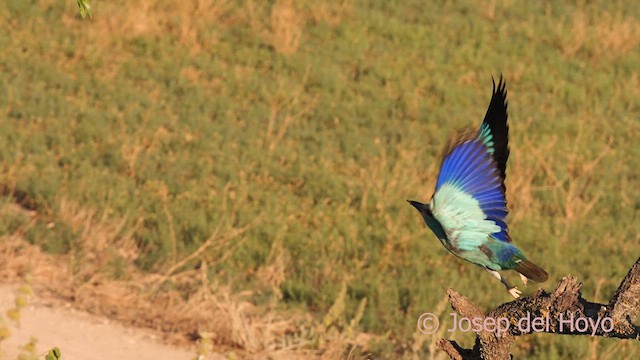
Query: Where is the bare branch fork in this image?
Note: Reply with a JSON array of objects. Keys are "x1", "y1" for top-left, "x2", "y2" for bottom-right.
[{"x1": 438, "y1": 257, "x2": 640, "y2": 359}]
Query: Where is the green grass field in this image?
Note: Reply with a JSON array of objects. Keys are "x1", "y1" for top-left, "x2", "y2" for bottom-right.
[{"x1": 1, "y1": 0, "x2": 639, "y2": 358}]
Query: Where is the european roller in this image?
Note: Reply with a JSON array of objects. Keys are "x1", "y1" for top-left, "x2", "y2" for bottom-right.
[{"x1": 408, "y1": 76, "x2": 548, "y2": 298}]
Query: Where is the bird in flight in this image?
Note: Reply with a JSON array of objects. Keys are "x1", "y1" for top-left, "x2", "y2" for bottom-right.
[{"x1": 408, "y1": 76, "x2": 548, "y2": 298}]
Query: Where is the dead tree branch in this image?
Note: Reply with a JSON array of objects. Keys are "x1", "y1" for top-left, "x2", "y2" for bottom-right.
[{"x1": 438, "y1": 257, "x2": 640, "y2": 359}]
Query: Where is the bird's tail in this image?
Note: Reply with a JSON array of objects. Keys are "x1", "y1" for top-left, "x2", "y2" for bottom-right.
[{"x1": 514, "y1": 259, "x2": 548, "y2": 283}]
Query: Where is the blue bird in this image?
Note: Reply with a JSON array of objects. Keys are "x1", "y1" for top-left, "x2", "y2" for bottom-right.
[{"x1": 408, "y1": 77, "x2": 548, "y2": 298}]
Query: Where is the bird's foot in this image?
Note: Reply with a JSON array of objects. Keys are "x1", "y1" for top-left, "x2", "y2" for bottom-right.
[
  {"x1": 519, "y1": 273, "x2": 528, "y2": 287},
  {"x1": 508, "y1": 287, "x2": 522, "y2": 299}
]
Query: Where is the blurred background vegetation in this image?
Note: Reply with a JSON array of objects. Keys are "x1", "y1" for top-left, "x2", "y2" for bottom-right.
[{"x1": 0, "y1": 0, "x2": 639, "y2": 358}]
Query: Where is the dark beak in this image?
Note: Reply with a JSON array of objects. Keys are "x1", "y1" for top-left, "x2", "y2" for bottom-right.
[{"x1": 407, "y1": 200, "x2": 425, "y2": 211}]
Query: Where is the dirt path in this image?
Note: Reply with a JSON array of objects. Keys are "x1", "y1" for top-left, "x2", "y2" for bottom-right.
[{"x1": 0, "y1": 284, "x2": 216, "y2": 360}]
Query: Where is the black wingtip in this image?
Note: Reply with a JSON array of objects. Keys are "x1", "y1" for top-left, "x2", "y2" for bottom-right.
[
  {"x1": 490, "y1": 73, "x2": 503, "y2": 87},
  {"x1": 491, "y1": 74, "x2": 507, "y2": 99},
  {"x1": 482, "y1": 75, "x2": 509, "y2": 188}
]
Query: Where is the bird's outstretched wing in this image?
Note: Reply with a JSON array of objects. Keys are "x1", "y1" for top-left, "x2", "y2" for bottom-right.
[
  {"x1": 477, "y1": 76, "x2": 509, "y2": 191},
  {"x1": 432, "y1": 132, "x2": 510, "y2": 251}
]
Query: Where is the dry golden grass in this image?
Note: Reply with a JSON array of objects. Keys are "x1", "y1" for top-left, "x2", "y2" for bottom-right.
[
  {"x1": 264, "y1": 68, "x2": 318, "y2": 152},
  {"x1": 58, "y1": 199, "x2": 140, "y2": 271},
  {"x1": 307, "y1": 1, "x2": 352, "y2": 27},
  {"x1": 256, "y1": 234, "x2": 289, "y2": 301},
  {"x1": 595, "y1": 12, "x2": 640, "y2": 58},
  {"x1": 0, "y1": 199, "x2": 376, "y2": 358},
  {"x1": 88, "y1": 0, "x2": 231, "y2": 48},
  {"x1": 269, "y1": 0, "x2": 303, "y2": 55},
  {"x1": 560, "y1": 10, "x2": 640, "y2": 60}
]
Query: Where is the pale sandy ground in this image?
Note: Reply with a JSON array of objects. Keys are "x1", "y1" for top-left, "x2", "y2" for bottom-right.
[{"x1": 0, "y1": 285, "x2": 219, "y2": 360}]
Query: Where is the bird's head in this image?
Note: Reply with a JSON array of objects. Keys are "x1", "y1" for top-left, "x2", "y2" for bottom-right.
[{"x1": 407, "y1": 200, "x2": 433, "y2": 218}]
